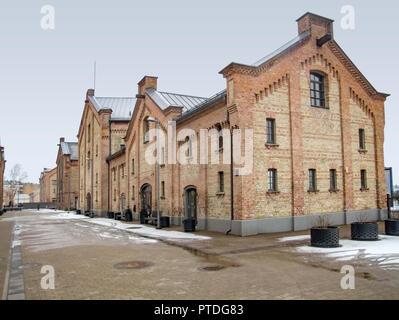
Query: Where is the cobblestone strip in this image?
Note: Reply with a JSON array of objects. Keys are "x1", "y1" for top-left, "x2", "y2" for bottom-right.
[{"x1": 7, "y1": 224, "x2": 25, "y2": 300}]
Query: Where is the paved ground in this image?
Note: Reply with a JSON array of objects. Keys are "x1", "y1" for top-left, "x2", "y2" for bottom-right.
[{"x1": 1, "y1": 209, "x2": 399, "y2": 300}]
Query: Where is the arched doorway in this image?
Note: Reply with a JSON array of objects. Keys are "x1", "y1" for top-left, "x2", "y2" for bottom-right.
[
  {"x1": 140, "y1": 184, "x2": 152, "y2": 214},
  {"x1": 184, "y1": 186, "x2": 197, "y2": 220},
  {"x1": 120, "y1": 193, "x2": 126, "y2": 213},
  {"x1": 86, "y1": 193, "x2": 92, "y2": 212}
]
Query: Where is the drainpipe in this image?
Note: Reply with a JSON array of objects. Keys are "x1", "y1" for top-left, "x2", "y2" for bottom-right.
[
  {"x1": 226, "y1": 111, "x2": 234, "y2": 235},
  {"x1": 108, "y1": 119, "x2": 111, "y2": 213}
]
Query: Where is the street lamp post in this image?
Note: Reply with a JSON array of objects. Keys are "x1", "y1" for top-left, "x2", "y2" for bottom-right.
[{"x1": 147, "y1": 117, "x2": 161, "y2": 229}]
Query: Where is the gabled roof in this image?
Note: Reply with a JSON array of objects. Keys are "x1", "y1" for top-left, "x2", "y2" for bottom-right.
[
  {"x1": 60, "y1": 142, "x2": 78, "y2": 161},
  {"x1": 88, "y1": 96, "x2": 136, "y2": 121},
  {"x1": 175, "y1": 89, "x2": 227, "y2": 122},
  {"x1": 146, "y1": 87, "x2": 207, "y2": 114},
  {"x1": 252, "y1": 30, "x2": 311, "y2": 67}
]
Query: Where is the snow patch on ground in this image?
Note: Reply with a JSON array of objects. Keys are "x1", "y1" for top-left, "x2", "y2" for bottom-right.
[
  {"x1": 278, "y1": 235, "x2": 310, "y2": 242},
  {"x1": 296, "y1": 235, "x2": 399, "y2": 269},
  {"x1": 44, "y1": 211, "x2": 211, "y2": 242}
]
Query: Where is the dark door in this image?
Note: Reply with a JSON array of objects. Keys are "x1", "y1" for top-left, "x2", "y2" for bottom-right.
[
  {"x1": 86, "y1": 193, "x2": 91, "y2": 211},
  {"x1": 185, "y1": 188, "x2": 197, "y2": 220},
  {"x1": 140, "y1": 184, "x2": 152, "y2": 214}
]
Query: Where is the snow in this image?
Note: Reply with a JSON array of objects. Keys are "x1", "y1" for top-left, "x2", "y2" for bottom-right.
[
  {"x1": 295, "y1": 235, "x2": 399, "y2": 269},
  {"x1": 278, "y1": 235, "x2": 310, "y2": 242},
  {"x1": 43, "y1": 211, "x2": 211, "y2": 242}
]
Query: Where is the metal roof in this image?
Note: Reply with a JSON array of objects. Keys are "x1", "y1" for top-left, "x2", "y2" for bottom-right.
[
  {"x1": 146, "y1": 88, "x2": 207, "y2": 114},
  {"x1": 175, "y1": 89, "x2": 227, "y2": 122},
  {"x1": 89, "y1": 96, "x2": 136, "y2": 121},
  {"x1": 252, "y1": 30, "x2": 311, "y2": 67},
  {"x1": 60, "y1": 142, "x2": 78, "y2": 161}
]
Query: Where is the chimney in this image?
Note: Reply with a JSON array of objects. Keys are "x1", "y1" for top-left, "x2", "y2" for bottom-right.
[
  {"x1": 60, "y1": 137, "x2": 65, "y2": 143},
  {"x1": 296, "y1": 12, "x2": 334, "y2": 39},
  {"x1": 86, "y1": 89, "x2": 95, "y2": 102},
  {"x1": 137, "y1": 76, "x2": 158, "y2": 95}
]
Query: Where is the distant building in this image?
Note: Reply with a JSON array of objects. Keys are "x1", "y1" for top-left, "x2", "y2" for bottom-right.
[
  {"x1": 56, "y1": 138, "x2": 79, "y2": 210},
  {"x1": 14, "y1": 193, "x2": 30, "y2": 204},
  {"x1": 77, "y1": 90, "x2": 134, "y2": 214},
  {"x1": 0, "y1": 146, "x2": 5, "y2": 210},
  {"x1": 39, "y1": 167, "x2": 57, "y2": 203}
]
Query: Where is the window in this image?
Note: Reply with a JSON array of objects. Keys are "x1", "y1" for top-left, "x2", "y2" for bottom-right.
[
  {"x1": 132, "y1": 185, "x2": 135, "y2": 200},
  {"x1": 143, "y1": 119, "x2": 150, "y2": 143},
  {"x1": 121, "y1": 165, "x2": 125, "y2": 178},
  {"x1": 96, "y1": 173, "x2": 98, "y2": 184},
  {"x1": 161, "y1": 181, "x2": 165, "y2": 198},
  {"x1": 96, "y1": 145, "x2": 98, "y2": 157},
  {"x1": 216, "y1": 124, "x2": 223, "y2": 149},
  {"x1": 185, "y1": 136, "x2": 192, "y2": 157},
  {"x1": 359, "y1": 128, "x2": 365, "y2": 150},
  {"x1": 361, "y1": 170, "x2": 367, "y2": 189},
  {"x1": 113, "y1": 189, "x2": 116, "y2": 201},
  {"x1": 218, "y1": 171, "x2": 224, "y2": 193},
  {"x1": 113, "y1": 168, "x2": 116, "y2": 181},
  {"x1": 266, "y1": 118, "x2": 276, "y2": 144},
  {"x1": 329, "y1": 169, "x2": 337, "y2": 190},
  {"x1": 87, "y1": 152, "x2": 91, "y2": 170},
  {"x1": 96, "y1": 191, "x2": 98, "y2": 202},
  {"x1": 267, "y1": 169, "x2": 277, "y2": 192},
  {"x1": 131, "y1": 158, "x2": 135, "y2": 175},
  {"x1": 309, "y1": 169, "x2": 317, "y2": 191},
  {"x1": 310, "y1": 72, "x2": 325, "y2": 107}
]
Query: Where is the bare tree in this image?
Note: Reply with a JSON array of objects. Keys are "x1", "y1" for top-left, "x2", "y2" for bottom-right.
[{"x1": 5, "y1": 164, "x2": 28, "y2": 206}]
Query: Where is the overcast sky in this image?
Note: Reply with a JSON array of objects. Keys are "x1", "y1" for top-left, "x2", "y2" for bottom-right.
[{"x1": 0, "y1": 0, "x2": 398, "y2": 184}]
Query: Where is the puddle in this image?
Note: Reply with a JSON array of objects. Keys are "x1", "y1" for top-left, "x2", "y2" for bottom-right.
[
  {"x1": 114, "y1": 261, "x2": 154, "y2": 269},
  {"x1": 199, "y1": 265, "x2": 226, "y2": 272}
]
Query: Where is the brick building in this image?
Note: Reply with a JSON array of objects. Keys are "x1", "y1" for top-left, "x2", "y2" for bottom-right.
[
  {"x1": 77, "y1": 90, "x2": 135, "y2": 215},
  {"x1": 0, "y1": 146, "x2": 5, "y2": 211},
  {"x1": 39, "y1": 167, "x2": 57, "y2": 203},
  {"x1": 84, "y1": 12, "x2": 389, "y2": 236},
  {"x1": 56, "y1": 138, "x2": 79, "y2": 210}
]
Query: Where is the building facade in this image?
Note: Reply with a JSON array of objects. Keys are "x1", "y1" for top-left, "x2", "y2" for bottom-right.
[
  {"x1": 77, "y1": 89, "x2": 135, "y2": 215},
  {"x1": 39, "y1": 167, "x2": 57, "y2": 203},
  {"x1": 0, "y1": 146, "x2": 5, "y2": 211},
  {"x1": 81, "y1": 12, "x2": 389, "y2": 236},
  {"x1": 56, "y1": 138, "x2": 79, "y2": 210}
]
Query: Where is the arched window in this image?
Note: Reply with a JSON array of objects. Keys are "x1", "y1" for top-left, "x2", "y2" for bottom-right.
[
  {"x1": 216, "y1": 124, "x2": 223, "y2": 149},
  {"x1": 143, "y1": 118, "x2": 150, "y2": 143}
]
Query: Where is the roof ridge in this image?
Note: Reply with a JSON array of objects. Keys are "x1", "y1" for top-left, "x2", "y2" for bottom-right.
[
  {"x1": 159, "y1": 91, "x2": 207, "y2": 100},
  {"x1": 95, "y1": 96, "x2": 135, "y2": 99}
]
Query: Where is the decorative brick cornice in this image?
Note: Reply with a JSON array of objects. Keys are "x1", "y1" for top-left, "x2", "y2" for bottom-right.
[{"x1": 327, "y1": 41, "x2": 389, "y2": 99}]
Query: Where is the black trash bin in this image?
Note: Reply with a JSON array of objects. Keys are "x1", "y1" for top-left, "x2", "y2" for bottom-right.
[
  {"x1": 183, "y1": 218, "x2": 196, "y2": 232},
  {"x1": 160, "y1": 216, "x2": 170, "y2": 228},
  {"x1": 76, "y1": 209, "x2": 81, "y2": 215},
  {"x1": 107, "y1": 211, "x2": 114, "y2": 219},
  {"x1": 140, "y1": 211, "x2": 146, "y2": 224},
  {"x1": 125, "y1": 210, "x2": 133, "y2": 222}
]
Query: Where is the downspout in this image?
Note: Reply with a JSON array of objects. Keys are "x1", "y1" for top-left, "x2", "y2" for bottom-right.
[
  {"x1": 107, "y1": 119, "x2": 111, "y2": 213},
  {"x1": 226, "y1": 110, "x2": 234, "y2": 235}
]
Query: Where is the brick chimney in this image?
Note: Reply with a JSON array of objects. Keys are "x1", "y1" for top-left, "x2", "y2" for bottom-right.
[
  {"x1": 137, "y1": 76, "x2": 158, "y2": 95},
  {"x1": 86, "y1": 89, "x2": 95, "y2": 103},
  {"x1": 296, "y1": 12, "x2": 334, "y2": 39},
  {"x1": 60, "y1": 137, "x2": 65, "y2": 143}
]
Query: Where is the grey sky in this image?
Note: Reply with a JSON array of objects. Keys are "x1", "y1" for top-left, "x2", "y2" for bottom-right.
[{"x1": 0, "y1": 0, "x2": 398, "y2": 184}]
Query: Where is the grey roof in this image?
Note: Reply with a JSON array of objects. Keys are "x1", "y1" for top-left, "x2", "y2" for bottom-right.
[
  {"x1": 175, "y1": 89, "x2": 227, "y2": 122},
  {"x1": 60, "y1": 142, "x2": 78, "y2": 161},
  {"x1": 89, "y1": 96, "x2": 136, "y2": 121},
  {"x1": 146, "y1": 87, "x2": 207, "y2": 114},
  {"x1": 252, "y1": 30, "x2": 310, "y2": 67}
]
